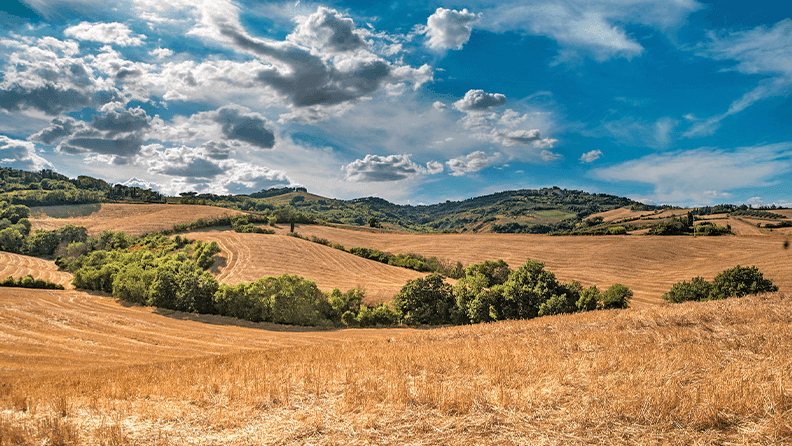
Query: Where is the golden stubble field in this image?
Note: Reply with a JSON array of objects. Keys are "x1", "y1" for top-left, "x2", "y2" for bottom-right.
[
  {"x1": 271, "y1": 224, "x2": 792, "y2": 306},
  {"x1": 1, "y1": 291, "x2": 790, "y2": 445},
  {"x1": 30, "y1": 203, "x2": 243, "y2": 236}
]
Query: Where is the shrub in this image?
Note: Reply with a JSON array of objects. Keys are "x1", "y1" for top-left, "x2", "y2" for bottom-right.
[
  {"x1": 694, "y1": 223, "x2": 731, "y2": 236},
  {"x1": 576, "y1": 286, "x2": 601, "y2": 311},
  {"x1": 662, "y1": 277, "x2": 711, "y2": 303},
  {"x1": 0, "y1": 275, "x2": 64, "y2": 290},
  {"x1": 600, "y1": 283, "x2": 632, "y2": 309},
  {"x1": 394, "y1": 273, "x2": 456, "y2": 325},
  {"x1": 607, "y1": 226, "x2": 627, "y2": 235},
  {"x1": 709, "y1": 265, "x2": 777, "y2": 300},
  {"x1": 192, "y1": 240, "x2": 221, "y2": 269}
]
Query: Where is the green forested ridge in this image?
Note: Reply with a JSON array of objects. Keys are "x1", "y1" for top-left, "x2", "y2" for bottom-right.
[{"x1": 0, "y1": 167, "x2": 164, "y2": 206}]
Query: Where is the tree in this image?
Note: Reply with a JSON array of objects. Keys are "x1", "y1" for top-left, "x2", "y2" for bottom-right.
[
  {"x1": 577, "y1": 286, "x2": 601, "y2": 311},
  {"x1": 708, "y1": 265, "x2": 777, "y2": 300},
  {"x1": 394, "y1": 273, "x2": 456, "y2": 325},
  {"x1": 662, "y1": 277, "x2": 711, "y2": 303},
  {"x1": 601, "y1": 283, "x2": 632, "y2": 309},
  {"x1": 498, "y1": 259, "x2": 569, "y2": 320},
  {"x1": 368, "y1": 217, "x2": 381, "y2": 228}
]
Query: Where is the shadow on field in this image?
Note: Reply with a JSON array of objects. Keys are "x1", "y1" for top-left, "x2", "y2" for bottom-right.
[{"x1": 151, "y1": 308, "x2": 332, "y2": 332}]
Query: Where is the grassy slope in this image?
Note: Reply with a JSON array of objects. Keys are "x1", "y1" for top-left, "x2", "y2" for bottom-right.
[{"x1": 1, "y1": 292, "x2": 789, "y2": 444}]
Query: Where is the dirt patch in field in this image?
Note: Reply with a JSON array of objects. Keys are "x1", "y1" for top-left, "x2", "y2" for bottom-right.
[{"x1": 29, "y1": 203, "x2": 243, "y2": 236}]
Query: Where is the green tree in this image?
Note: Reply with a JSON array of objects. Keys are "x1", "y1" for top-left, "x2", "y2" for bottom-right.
[
  {"x1": 708, "y1": 265, "x2": 777, "y2": 300},
  {"x1": 394, "y1": 273, "x2": 456, "y2": 325},
  {"x1": 576, "y1": 286, "x2": 601, "y2": 311},
  {"x1": 600, "y1": 283, "x2": 632, "y2": 309},
  {"x1": 498, "y1": 259, "x2": 569, "y2": 320},
  {"x1": 661, "y1": 277, "x2": 712, "y2": 303}
]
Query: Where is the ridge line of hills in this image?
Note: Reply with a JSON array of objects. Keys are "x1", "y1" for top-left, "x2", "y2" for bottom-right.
[{"x1": 1, "y1": 166, "x2": 787, "y2": 234}]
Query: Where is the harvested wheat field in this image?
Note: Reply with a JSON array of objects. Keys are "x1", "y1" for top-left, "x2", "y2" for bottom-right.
[
  {"x1": 0, "y1": 288, "x2": 407, "y2": 375},
  {"x1": 196, "y1": 229, "x2": 426, "y2": 304},
  {"x1": 2, "y1": 292, "x2": 790, "y2": 445},
  {"x1": 0, "y1": 252, "x2": 73, "y2": 289},
  {"x1": 270, "y1": 224, "x2": 792, "y2": 306},
  {"x1": 29, "y1": 203, "x2": 242, "y2": 236}
]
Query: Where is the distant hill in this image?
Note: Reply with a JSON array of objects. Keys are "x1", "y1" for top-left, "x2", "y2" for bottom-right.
[
  {"x1": 251, "y1": 186, "x2": 654, "y2": 233},
  {"x1": 2, "y1": 166, "x2": 652, "y2": 233}
]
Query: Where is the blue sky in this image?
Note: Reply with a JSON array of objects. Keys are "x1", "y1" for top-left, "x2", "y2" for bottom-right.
[{"x1": 0, "y1": 0, "x2": 790, "y2": 206}]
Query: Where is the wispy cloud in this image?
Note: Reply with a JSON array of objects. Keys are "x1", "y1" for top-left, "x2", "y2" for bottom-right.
[
  {"x1": 592, "y1": 143, "x2": 792, "y2": 204},
  {"x1": 686, "y1": 19, "x2": 792, "y2": 138}
]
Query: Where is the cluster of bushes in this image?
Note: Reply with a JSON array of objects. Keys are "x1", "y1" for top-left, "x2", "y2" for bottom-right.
[
  {"x1": 231, "y1": 215, "x2": 275, "y2": 234},
  {"x1": 647, "y1": 212, "x2": 731, "y2": 236},
  {"x1": 394, "y1": 259, "x2": 632, "y2": 325},
  {"x1": 730, "y1": 209, "x2": 785, "y2": 219},
  {"x1": 662, "y1": 265, "x2": 778, "y2": 303},
  {"x1": 165, "y1": 213, "x2": 270, "y2": 235},
  {"x1": 0, "y1": 275, "x2": 64, "y2": 290},
  {"x1": 694, "y1": 222, "x2": 731, "y2": 236},
  {"x1": 215, "y1": 277, "x2": 395, "y2": 327}
]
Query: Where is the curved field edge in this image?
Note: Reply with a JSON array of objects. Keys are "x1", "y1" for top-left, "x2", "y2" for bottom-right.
[
  {"x1": 196, "y1": 229, "x2": 426, "y2": 304},
  {"x1": 2, "y1": 292, "x2": 790, "y2": 445}
]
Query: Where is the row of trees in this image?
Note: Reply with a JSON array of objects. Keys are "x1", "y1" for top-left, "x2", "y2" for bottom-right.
[{"x1": 394, "y1": 259, "x2": 632, "y2": 325}]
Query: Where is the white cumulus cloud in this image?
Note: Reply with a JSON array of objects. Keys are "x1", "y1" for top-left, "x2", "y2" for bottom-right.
[
  {"x1": 579, "y1": 149, "x2": 602, "y2": 163},
  {"x1": 64, "y1": 22, "x2": 146, "y2": 46},
  {"x1": 423, "y1": 7, "x2": 480, "y2": 51}
]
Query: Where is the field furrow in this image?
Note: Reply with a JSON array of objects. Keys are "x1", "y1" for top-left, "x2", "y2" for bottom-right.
[
  {"x1": 0, "y1": 251, "x2": 73, "y2": 288},
  {"x1": 192, "y1": 229, "x2": 426, "y2": 303}
]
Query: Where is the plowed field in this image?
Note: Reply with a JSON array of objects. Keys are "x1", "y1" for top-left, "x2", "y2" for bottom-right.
[
  {"x1": 30, "y1": 203, "x2": 242, "y2": 236},
  {"x1": 269, "y1": 224, "x2": 792, "y2": 306},
  {"x1": 195, "y1": 229, "x2": 426, "y2": 304},
  {"x1": 0, "y1": 252, "x2": 73, "y2": 288}
]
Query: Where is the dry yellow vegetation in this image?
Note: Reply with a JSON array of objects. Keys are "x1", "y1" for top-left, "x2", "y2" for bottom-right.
[
  {"x1": 30, "y1": 203, "x2": 242, "y2": 236},
  {"x1": 0, "y1": 288, "x2": 406, "y2": 374},
  {"x1": 1, "y1": 291, "x2": 789, "y2": 445}
]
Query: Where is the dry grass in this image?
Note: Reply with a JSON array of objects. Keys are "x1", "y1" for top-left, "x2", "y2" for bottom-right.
[
  {"x1": 0, "y1": 288, "x2": 407, "y2": 374},
  {"x1": 1, "y1": 292, "x2": 790, "y2": 445},
  {"x1": 0, "y1": 251, "x2": 73, "y2": 288},
  {"x1": 29, "y1": 203, "x2": 243, "y2": 236},
  {"x1": 270, "y1": 224, "x2": 792, "y2": 307}
]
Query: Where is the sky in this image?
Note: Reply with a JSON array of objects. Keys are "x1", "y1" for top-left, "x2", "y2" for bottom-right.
[{"x1": 0, "y1": 0, "x2": 791, "y2": 207}]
